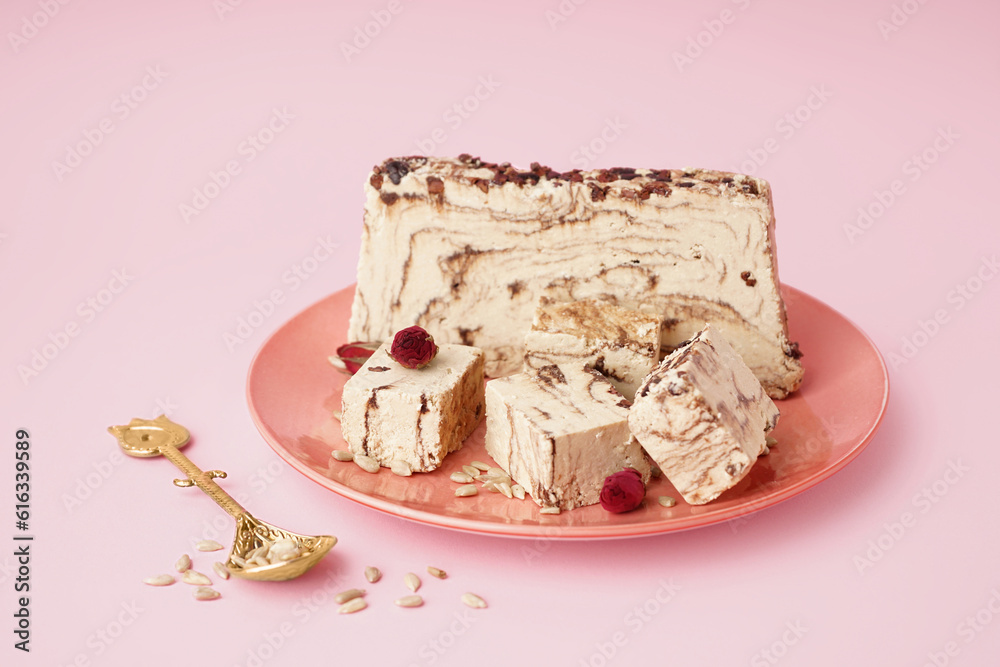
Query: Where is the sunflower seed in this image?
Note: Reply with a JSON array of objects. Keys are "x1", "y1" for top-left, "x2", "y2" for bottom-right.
[
  {"x1": 487, "y1": 467, "x2": 507, "y2": 477},
  {"x1": 365, "y1": 566, "x2": 382, "y2": 583},
  {"x1": 759, "y1": 445, "x2": 770, "y2": 456},
  {"x1": 497, "y1": 482, "x2": 514, "y2": 499},
  {"x1": 196, "y1": 539, "x2": 224, "y2": 552},
  {"x1": 650, "y1": 463, "x2": 662, "y2": 478},
  {"x1": 252, "y1": 555, "x2": 270, "y2": 568},
  {"x1": 247, "y1": 545, "x2": 269, "y2": 561},
  {"x1": 450, "y1": 471, "x2": 474, "y2": 483},
  {"x1": 143, "y1": 574, "x2": 175, "y2": 586},
  {"x1": 338, "y1": 598, "x2": 367, "y2": 614},
  {"x1": 482, "y1": 481, "x2": 500, "y2": 492},
  {"x1": 267, "y1": 539, "x2": 301, "y2": 563},
  {"x1": 193, "y1": 587, "x2": 221, "y2": 601},
  {"x1": 540, "y1": 506, "x2": 560, "y2": 515},
  {"x1": 230, "y1": 555, "x2": 247, "y2": 568},
  {"x1": 331, "y1": 449, "x2": 355, "y2": 462},
  {"x1": 462, "y1": 465, "x2": 480, "y2": 477},
  {"x1": 182, "y1": 570, "x2": 211, "y2": 586},
  {"x1": 455, "y1": 484, "x2": 478, "y2": 497},
  {"x1": 765, "y1": 436, "x2": 778, "y2": 447},
  {"x1": 461, "y1": 592, "x2": 487, "y2": 609},
  {"x1": 395, "y1": 595, "x2": 424, "y2": 607},
  {"x1": 658, "y1": 496, "x2": 677, "y2": 507},
  {"x1": 354, "y1": 454, "x2": 380, "y2": 473},
  {"x1": 470, "y1": 460, "x2": 491, "y2": 471},
  {"x1": 331, "y1": 410, "x2": 342, "y2": 421},
  {"x1": 511, "y1": 484, "x2": 525, "y2": 500},
  {"x1": 334, "y1": 588, "x2": 365, "y2": 604},
  {"x1": 404, "y1": 572, "x2": 421, "y2": 592},
  {"x1": 212, "y1": 562, "x2": 231, "y2": 580},
  {"x1": 390, "y1": 460, "x2": 413, "y2": 477},
  {"x1": 175, "y1": 554, "x2": 192, "y2": 573},
  {"x1": 427, "y1": 566, "x2": 447, "y2": 579}
]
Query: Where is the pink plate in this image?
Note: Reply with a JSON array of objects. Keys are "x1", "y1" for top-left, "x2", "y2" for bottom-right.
[{"x1": 247, "y1": 285, "x2": 888, "y2": 539}]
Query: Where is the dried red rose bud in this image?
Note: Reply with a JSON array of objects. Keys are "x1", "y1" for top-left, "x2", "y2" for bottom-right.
[
  {"x1": 388, "y1": 326, "x2": 438, "y2": 369},
  {"x1": 599, "y1": 468, "x2": 645, "y2": 513},
  {"x1": 331, "y1": 341, "x2": 380, "y2": 375}
]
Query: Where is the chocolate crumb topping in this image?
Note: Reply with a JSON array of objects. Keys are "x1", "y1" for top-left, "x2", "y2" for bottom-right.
[
  {"x1": 507, "y1": 280, "x2": 525, "y2": 297},
  {"x1": 427, "y1": 176, "x2": 444, "y2": 195},
  {"x1": 589, "y1": 184, "x2": 608, "y2": 202},
  {"x1": 784, "y1": 342, "x2": 803, "y2": 359},
  {"x1": 368, "y1": 366, "x2": 390, "y2": 372},
  {"x1": 369, "y1": 173, "x2": 383, "y2": 189},
  {"x1": 380, "y1": 191, "x2": 399, "y2": 205},
  {"x1": 473, "y1": 178, "x2": 489, "y2": 193},
  {"x1": 740, "y1": 271, "x2": 757, "y2": 287},
  {"x1": 385, "y1": 160, "x2": 410, "y2": 185},
  {"x1": 677, "y1": 181, "x2": 695, "y2": 188}
]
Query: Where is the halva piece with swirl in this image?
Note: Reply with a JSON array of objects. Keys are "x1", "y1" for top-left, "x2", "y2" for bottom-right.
[
  {"x1": 629, "y1": 324, "x2": 779, "y2": 505},
  {"x1": 340, "y1": 342, "x2": 484, "y2": 472},
  {"x1": 484, "y1": 365, "x2": 651, "y2": 510},
  {"x1": 523, "y1": 297, "x2": 662, "y2": 401},
  {"x1": 348, "y1": 155, "x2": 803, "y2": 398}
]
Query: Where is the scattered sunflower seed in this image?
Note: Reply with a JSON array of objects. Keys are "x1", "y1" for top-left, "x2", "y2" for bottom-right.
[
  {"x1": 182, "y1": 570, "x2": 211, "y2": 586},
  {"x1": 482, "y1": 481, "x2": 500, "y2": 492},
  {"x1": 193, "y1": 587, "x2": 221, "y2": 601},
  {"x1": 334, "y1": 588, "x2": 365, "y2": 604},
  {"x1": 462, "y1": 465, "x2": 480, "y2": 477},
  {"x1": 650, "y1": 464, "x2": 663, "y2": 479},
  {"x1": 143, "y1": 574, "x2": 175, "y2": 586},
  {"x1": 455, "y1": 484, "x2": 478, "y2": 497},
  {"x1": 390, "y1": 460, "x2": 413, "y2": 477},
  {"x1": 450, "y1": 471, "x2": 474, "y2": 483},
  {"x1": 540, "y1": 507, "x2": 561, "y2": 515},
  {"x1": 765, "y1": 436, "x2": 778, "y2": 447},
  {"x1": 759, "y1": 445, "x2": 770, "y2": 456},
  {"x1": 331, "y1": 450, "x2": 355, "y2": 462},
  {"x1": 230, "y1": 555, "x2": 247, "y2": 568},
  {"x1": 331, "y1": 410, "x2": 342, "y2": 421},
  {"x1": 427, "y1": 566, "x2": 447, "y2": 579},
  {"x1": 196, "y1": 539, "x2": 224, "y2": 552},
  {"x1": 175, "y1": 554, "x2": 192, "y2": 573},
  {"x1": 487, "y1": 467, "x2": 507, "y2": 477},
  {"x1": 365, "y1": 566, "x2": 382, "y2": 583},
  {"x1": 252, "y1": 556, "x2": 270, "y2": 568},
  {"x1": 404, "y1": 572, "x2": 421, "y2": 593},
  {"x1": 511, "y1": 484, "x2": 525, "y2": 500},
  {"x1": 395, "y1": 595, "x2": 423, "y2": 607},
  {"x1": 354, "y1": 454, "x2": 380, "y2": 474},
  {"x1": 212, "y1": 562, "x2": 231, "y2": 580},
  {"x1": 470, "y1": 461, "x2": 491, "y2": 472},
  {"x1": 658, "y1": 496, "x2": 677, "y2": 507},
  {"x1": 497, "y1": 482, "x2": 514, "y2": 499},
  {"x1": 461, "y1": 592, "x2": 487, "y2": 609},
  {"x1": 338, "y1": 598, "x2": 367, "y2": 614}
]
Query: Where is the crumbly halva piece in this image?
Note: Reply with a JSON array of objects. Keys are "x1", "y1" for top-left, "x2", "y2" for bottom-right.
[
  {"x1": 523, "y1": 297, "x2": 662, "y2": 400},
  {"x1": 348, "y1": 155, "x2": 802, "y2": 398},
  {"x1": 340, "y1": 342, "x2": 484, "y2": 472},
  {"x1": 629, "y1": 324, "x2": 779, "y2": 505},
  {"x1": 484, "y1": 365, "x2": 651, "y2": 510}
]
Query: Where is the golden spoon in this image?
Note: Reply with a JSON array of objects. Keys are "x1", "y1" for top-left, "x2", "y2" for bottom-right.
[{"x1": 108, "y1": 415, "x2": 336, "y2": 581}]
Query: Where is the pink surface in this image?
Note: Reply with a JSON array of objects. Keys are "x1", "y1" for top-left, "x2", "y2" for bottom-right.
[
  {"x1": 2, "y1": 1, "x2": 998, "y2": 665},
  {"x1": 248, "y1": 284, "x2": 888, "y2": 538}
]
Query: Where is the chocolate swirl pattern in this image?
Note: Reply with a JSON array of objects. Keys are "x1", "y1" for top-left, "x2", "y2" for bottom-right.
[{"x1": 348, "y1": 156, "x2": 803, "y2": 398}]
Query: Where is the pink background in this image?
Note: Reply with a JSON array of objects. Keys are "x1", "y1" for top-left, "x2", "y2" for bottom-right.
[{"x1": 3, "y1": 0, "x2": 998, "y2": 665}]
